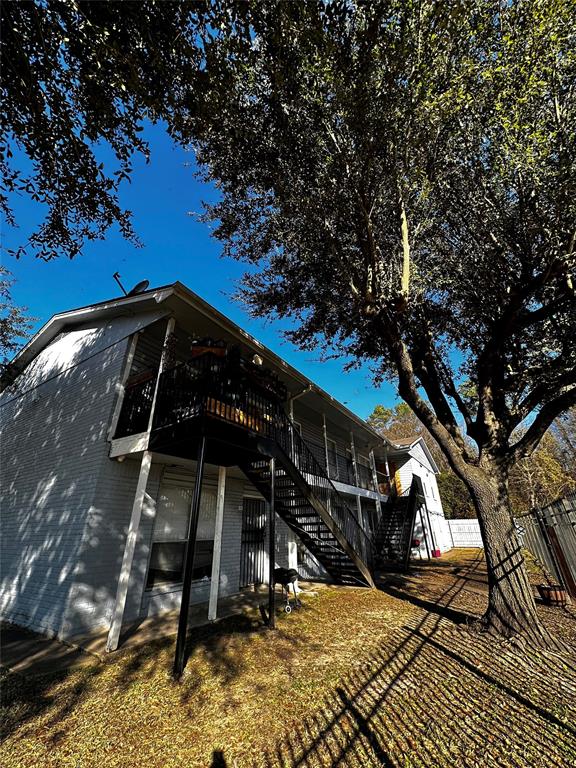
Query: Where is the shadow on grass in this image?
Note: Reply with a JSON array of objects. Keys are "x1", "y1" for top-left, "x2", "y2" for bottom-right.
[
  {"x1": 1, "y1": 594, "x2": 314, "y2": 746},
  {"x1": 1, "y1": 608, "x2": 274, "y2": 742},
  {"x1": 256, "y1": 553, "x2": 576, "y2": 767},
  {"x1": 3, "y1": 555, "x2": 575, "y2": 767}
]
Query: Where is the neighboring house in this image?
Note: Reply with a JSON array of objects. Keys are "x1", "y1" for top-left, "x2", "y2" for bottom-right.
[
  {"x1": 386, "y1": 437, "x2": 452, "y2": 557},
  {"x1": 0, "y1": 282, "x2": 449, "y2": 650}
]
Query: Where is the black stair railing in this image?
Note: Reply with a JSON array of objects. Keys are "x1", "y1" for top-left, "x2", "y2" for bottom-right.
[
  {"x1": 374, "y1": 476, "x2": 424, "y2": 569},
  {"x1": 116, "y1": 350, "x2": 373, "y2": 574},
  {"x1": 269, "y1": 414, "x2": 374, "y2": 571}
]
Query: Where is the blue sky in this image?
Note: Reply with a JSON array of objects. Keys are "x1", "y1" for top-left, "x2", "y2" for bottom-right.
[{"x1": 3, "y1": 122, "x2": 398, "y2": 419}]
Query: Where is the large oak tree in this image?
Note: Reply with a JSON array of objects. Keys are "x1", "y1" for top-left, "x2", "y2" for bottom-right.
[
  {"x1": 185, "y1": 0, "x2": 576, "y2": 645},
  {"x1": 3, "y1": 1, "x2": 575, "y2": 645}
]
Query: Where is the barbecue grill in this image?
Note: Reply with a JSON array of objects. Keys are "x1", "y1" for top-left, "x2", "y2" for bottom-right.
[{"x1": 274, "y1": 567, "x2": 302, "y2": 613}]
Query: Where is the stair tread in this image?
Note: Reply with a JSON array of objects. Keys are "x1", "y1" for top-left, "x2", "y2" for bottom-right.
[{"x1": 241, "y1": 443, "x2": 373, "y2": 586}]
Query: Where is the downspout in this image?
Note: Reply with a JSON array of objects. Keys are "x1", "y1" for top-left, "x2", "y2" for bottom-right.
[
  {"x1": 383, "y1": 445, "x2": 391, "y2": 484},
  {"x1": 322, "y1": 413, "x2": 330, "y2": 476},
  {"x1": 287, "y1": 384, "x2": 313, "y2": 421}
]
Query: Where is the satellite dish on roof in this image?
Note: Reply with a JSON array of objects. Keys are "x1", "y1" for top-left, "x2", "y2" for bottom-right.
[{"x1": 126, "y1": 279, "x2": 150, "y2": 296}]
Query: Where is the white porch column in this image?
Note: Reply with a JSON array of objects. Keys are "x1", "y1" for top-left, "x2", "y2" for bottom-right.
[
  {"x1": 106, "y1": 317, "x2": 175, "y2": 652},
  {"x1": 322, "y1": 413, "x2": 330, "y2": 475},
  {"x1": 107, "y1": 332, "x2": 140, "y2": 441},
  {"x1": 208, "y1": 466, "x2": 227, "y2": 621},
  {"x1": 369, "y1": 450, "x2": 382, "y2": 517},
  {"x1": 349, "y1": 431, "x2": 359, "y2": 485},
  {"x1": 349, "y1": 431, "x2": 364, "y2": 525},
  {"x1": 106, "y1": 450, "x2": 152, "y2": 652}
]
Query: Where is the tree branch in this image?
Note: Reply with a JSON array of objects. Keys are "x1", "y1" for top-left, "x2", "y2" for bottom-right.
[
  {"x1": 512, "y1": 387, "x2": 576, "y2": 460},
  {"x1": 377, "y1": 315, "x2": 474, "y2": 477},
  {"x1": 411, "y1": 342, "x2": 477, "y2": 462},
  {"x1": 514, "y1": 365, "x2": 576, "y2": 425}
]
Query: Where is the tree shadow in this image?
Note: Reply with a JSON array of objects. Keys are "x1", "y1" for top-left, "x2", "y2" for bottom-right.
[
  {"x1": 258, "y1": 560, "x2": 576, "y2": 767},
  {"x1": 1, "y1": 600, "x2": 307, "y2": 743}
]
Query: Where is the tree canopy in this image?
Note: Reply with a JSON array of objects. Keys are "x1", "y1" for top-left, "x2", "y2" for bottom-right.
[
  {"x1": 3, "y1": 0, "x2": 575, "y2": 642},
  {"x1": 187, "y1": 1, "x2": 576, "y2": 476},
  {"x1": 183, "y1": 0, "x2": 576, "y2": 642},
  {"x1": 1, "y1": 0, "x2": 203, "y2": 260}
]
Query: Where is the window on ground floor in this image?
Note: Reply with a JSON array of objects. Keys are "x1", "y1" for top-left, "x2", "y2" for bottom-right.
[{"x1": 146, "y1": 483, "x2": 217, "y2": 589}]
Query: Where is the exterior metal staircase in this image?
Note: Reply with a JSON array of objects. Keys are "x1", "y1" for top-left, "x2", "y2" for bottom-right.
[
  {"x1": 241, "y1": 416, "x2": 375, "y2": 587},
  {"x1": 116, "y1": 349, "x2": 375, "y2": 587},
  {"x1": 374, "y1": 476, "x2": 423, "y2": 570}
]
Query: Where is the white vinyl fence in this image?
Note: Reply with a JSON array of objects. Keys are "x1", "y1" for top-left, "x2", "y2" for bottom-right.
[{"x1": 447, "y1": 519, "x2": 482, "y2": 548}]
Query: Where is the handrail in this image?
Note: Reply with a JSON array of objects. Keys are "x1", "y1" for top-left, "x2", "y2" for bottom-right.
[
  {"x1": 116, "y1": 351, "x2": 373, "y2": 569},
  {"x1": 289, "y1": 436, "x2": 376, "y2": 491},
  {"x1": 272, "y1": 414, "x2": 374, "y2": 569}
]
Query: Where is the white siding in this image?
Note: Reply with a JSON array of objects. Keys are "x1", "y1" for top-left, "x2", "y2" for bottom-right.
[
  {"x1": 0, "y1": 319, "x2": 134, "y2": 637},
  {"x1": 394, "y1": 452, "x2": 452, "y2": 557}
]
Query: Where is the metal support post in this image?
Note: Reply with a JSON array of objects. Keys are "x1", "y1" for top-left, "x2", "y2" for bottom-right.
[
  {"x1": 173, "y1": 435, "x2": 207, "y2": 680},
  {"x1": 268, "y1": 457, "x2": 276, "y2": 629}
]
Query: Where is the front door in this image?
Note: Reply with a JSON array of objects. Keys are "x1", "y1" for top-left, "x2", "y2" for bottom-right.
[{"x1": 240, "y1": 497, "x2": 267, "y2": 588}]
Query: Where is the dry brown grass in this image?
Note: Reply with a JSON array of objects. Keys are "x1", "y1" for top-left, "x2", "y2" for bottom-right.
[{"x1": 2, "y1": 549, "x2": 575, "y2": 767}]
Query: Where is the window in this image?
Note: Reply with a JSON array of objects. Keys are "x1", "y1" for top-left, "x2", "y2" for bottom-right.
[{"x1": 146, "y1": 484, "x2": 217, "y2": 589}]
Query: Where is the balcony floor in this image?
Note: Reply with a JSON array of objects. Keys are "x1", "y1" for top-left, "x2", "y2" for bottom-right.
[{"x1": 149, "y1": 413, "x2": 274, "y2": 466}]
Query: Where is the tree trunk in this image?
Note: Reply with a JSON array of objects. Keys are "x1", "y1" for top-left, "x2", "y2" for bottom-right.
[{"x1": 463, "y1": 461, "x2": 558, "y2": 648}]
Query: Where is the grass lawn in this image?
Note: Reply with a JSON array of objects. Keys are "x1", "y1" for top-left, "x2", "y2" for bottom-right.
[{"x1": 2, "y1": 549, "x2": 576, "y2": 767}]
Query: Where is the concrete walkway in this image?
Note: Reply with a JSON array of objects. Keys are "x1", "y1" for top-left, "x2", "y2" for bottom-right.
[
  {"x1": 1, "y1": 622, "x2": 100, "y2": 678},
  {"x1": 71, "y1": 584, "x2": 274, "y2": 656}
]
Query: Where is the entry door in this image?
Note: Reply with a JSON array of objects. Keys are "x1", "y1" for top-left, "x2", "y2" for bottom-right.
[{"x1": 240, "y1": 498, "x2": 267, "y2": 588}]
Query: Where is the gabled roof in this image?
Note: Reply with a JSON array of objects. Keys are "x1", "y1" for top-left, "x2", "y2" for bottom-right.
[
  {"x1": 386, "y1": 435, "x2": 441, "y2": 475},
  {"x1": 8, "y1": 283, "x2": 176, "y2": 375},
  {"x1": 9, "y1": 281, "x2": 387, "y2": 446},
  {"x1": 388, "y1": 436, "x2": 416, "y2": 448}
]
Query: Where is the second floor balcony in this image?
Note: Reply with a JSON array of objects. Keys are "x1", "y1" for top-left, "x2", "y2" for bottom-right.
[
  {"x1": 112, "y1": 341, "x2": 389, "y2": 497},
  {"x1": 115, "y1": 347, "x2": 287, "y2": 449}
]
